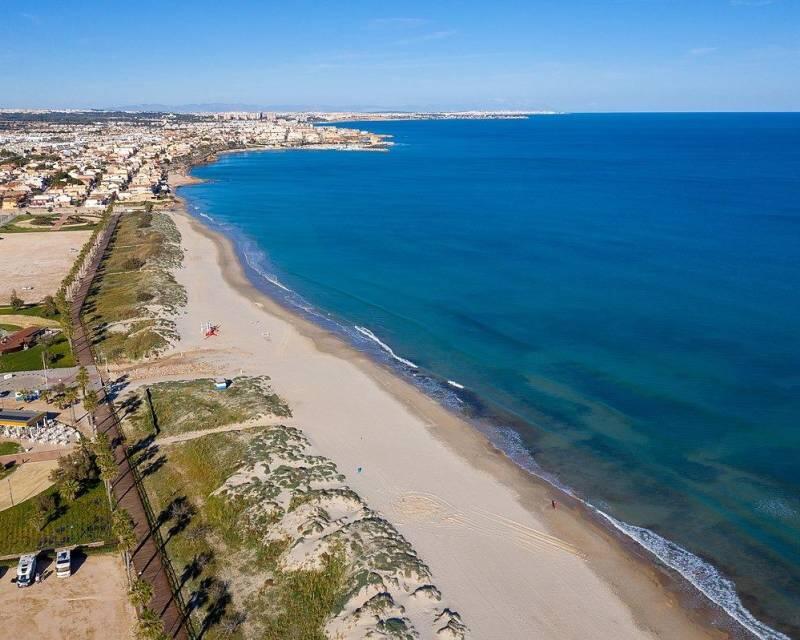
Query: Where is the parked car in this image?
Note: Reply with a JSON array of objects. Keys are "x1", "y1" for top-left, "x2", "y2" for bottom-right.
[
  {"x1": 55, "y1": 549, "x2": 71, "y2": 578},
  {"x1": 16, "y1": 554, "x2": 36, "y2": 588}
]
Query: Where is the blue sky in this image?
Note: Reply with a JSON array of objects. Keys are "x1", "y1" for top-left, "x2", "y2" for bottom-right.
[{"x1": 1, "y1": 0, "x2": 798, "y2": 111}]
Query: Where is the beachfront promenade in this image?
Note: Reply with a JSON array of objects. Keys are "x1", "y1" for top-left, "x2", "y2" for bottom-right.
[{"x1": 68, "y1": 210, "x2": 190, "y2": 640}]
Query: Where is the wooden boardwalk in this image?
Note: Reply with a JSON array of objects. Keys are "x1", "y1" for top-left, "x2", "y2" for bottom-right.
[{"x1": 69, "y1": 212, "x2": 191, "y2": 639}]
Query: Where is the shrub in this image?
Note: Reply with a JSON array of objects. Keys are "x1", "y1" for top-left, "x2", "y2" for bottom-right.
[
  {"x1": 123, "y1": 257, "x2": 146, "y2": 271},
  {"x1": 42, "y1": 295, "x2": 58, "y2": 317},
  {"x1": 9, "y1": 289, "x2": 23, "y2": 311}
]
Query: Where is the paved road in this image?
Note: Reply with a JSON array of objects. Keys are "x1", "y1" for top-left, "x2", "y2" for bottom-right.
[{"x1": 69, "y1": 212, "x2": 190, "y2": 640}]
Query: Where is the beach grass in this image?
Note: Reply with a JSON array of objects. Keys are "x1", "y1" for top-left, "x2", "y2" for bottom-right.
[
  {"x1": 83, "y1": 211, "x2": 185, "y2": 362},
  {"x1": 128, "y1": 377, "x2": 290, "y2": 438},
  {"x1": 0, "y1": 335, "x2": 75, "y2": 373},
  {"x1": 120, "y1": 371, "x2": 356, "y2": 640},
  {"x1": 127, "y1": 430, "x2": 244, "y2": 637},
  {"x1": 255, "y1": 549, "x2": 348, "y2": 640},
  {"x1": 0, "y1": 482, "x2": 112, "y2": 555},
  {"x1": 127, "y1": 428, "x2": 351, "y2": 640}
]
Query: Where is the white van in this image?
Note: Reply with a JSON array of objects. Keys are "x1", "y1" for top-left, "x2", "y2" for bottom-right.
[
  {"x1": 16, "y1": 554, "x2": 36, "y2": 588},
  {"x1": 55, "y1": 549, "x2": 71, "y2": 578}
]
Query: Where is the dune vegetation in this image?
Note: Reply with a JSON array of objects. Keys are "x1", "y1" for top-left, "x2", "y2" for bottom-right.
[
  {"x1": 121, "y1": 377, "x2": 465, "y2": 640},
  {"x1": 83, "y1": 208, "x2": 185, "y2": 362}
]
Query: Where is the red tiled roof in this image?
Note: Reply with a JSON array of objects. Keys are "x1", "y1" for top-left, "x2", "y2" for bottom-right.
[{"x1": 0, "y1": 327, "x2": 42, "y2": 355}]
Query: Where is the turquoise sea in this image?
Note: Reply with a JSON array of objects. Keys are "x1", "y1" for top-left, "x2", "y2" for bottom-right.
[{"x1": 180, "y1": 114, "x2": 800, "y2": 639}]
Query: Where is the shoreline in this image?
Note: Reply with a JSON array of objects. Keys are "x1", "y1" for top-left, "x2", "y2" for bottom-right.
[{"x1": 165, "y1": 169, "x2": 747, "y2": 639}]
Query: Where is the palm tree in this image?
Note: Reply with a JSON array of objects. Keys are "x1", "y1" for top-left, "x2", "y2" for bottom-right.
[
  {"x1": 63, "y1": 386, "x2": 79, "y2": 425},
  {"x1": 128, "y1": 577, "x2": 154, "y2": 610},
  {"x1": 136, "y1": 608, "x2": 166, "y2": 640},
  {"x1": 83, "y1": 389, "x2": 99, "y2": 429},
  {"x1": 59, "y1": 478, "x2": 80, "y2": 502},
  {"x1": 112, "y1": 508, "x2": 137, "y2": 577},
  {"x1": 76, "y1": 366, "x2": 89, "y2": 396}
]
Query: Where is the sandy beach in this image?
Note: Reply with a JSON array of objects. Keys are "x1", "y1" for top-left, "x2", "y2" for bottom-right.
[{"x1": 153, "y1": 184, "x2": 727, "y2": 640}]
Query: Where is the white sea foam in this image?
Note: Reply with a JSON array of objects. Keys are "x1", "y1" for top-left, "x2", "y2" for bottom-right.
[
  {"x1": 354, "y1": 326, "x2": 419, "y2": 368},
  {"x1": 242, "y1": 248, "x2": 292, "y2": 293},
  {"x1": 594, "y1": 512, "x2": 791, "y2": 640},
  {"x1": 479, "y1": 425, "x2": 788, "y2": 640}
]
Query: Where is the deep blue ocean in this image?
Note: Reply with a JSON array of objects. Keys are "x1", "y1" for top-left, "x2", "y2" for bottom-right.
[{"x1": 181, "y1": 114, "x2": 800, "y2": 639}]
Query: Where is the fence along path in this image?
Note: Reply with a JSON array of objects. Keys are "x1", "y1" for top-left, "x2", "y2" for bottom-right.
[{"x1": 69, "y1": 211, "x2": 191, "y2": 639}]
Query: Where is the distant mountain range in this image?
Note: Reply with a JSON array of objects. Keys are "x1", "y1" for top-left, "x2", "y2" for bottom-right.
[{"x1": 112, "y1": 102, "x2": 551, "y2": 114}]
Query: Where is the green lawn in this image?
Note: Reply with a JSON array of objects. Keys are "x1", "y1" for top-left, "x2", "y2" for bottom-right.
[
  {"x1": 0, "y1": 304, "x2": 61, "y2": 319},
  {"x1": 0, "y1": 482, "x2": 113, "y2": 555},
  {"x1": 0, "y1": 335, "x2": 75, "y2": 373},
  {"x1": 0, "y1": 323, "x2": 22, "y2": 332},
  {"x1": 0, "y1": 440, "x2": 22, "y2": 455},
  {"x1": 0, "y1": 464, "x2": 17, "y2": 482},
  {"x1": 0, "y1": 213, "x2": 97, "y2": 233}
]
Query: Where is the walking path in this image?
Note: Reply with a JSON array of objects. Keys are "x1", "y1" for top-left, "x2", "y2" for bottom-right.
[
  {"x1": 156, "y1": 417, "x2": 296, "y2": 446},
  {"x1": 69, "y1": 211, "x2": 190, "y2": 640},
  {"x1": 0, "y1": 448, "x2": 67, "y2": 466},
  {"x1": 51, "y1": 211, "x2": 71, "y2": 231}
]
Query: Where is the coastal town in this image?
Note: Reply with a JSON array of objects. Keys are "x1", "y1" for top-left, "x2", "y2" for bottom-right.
[{"x1": 0, "y1": 111, "x2": 394, "y2": 216}]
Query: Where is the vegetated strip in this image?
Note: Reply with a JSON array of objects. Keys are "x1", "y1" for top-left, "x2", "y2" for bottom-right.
[{"x1": 70, "y1": 209, "x2": 191, "y2": 640}]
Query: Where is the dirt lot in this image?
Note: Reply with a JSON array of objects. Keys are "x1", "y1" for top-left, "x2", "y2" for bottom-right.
[
  {"x1": 0, "y1": 552, "x2": 136, "y2": 639},
  {"x1": 0, "y1": 460, "x2": 58, "y2": 511},
  {"x1": 0, "y1": 230, "x2": 91, "y2": 304}
]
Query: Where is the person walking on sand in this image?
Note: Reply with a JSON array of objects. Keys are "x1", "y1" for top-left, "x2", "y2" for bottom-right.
[{"x1": 551, "y1": 499, "x2": 557, "y2": 509}]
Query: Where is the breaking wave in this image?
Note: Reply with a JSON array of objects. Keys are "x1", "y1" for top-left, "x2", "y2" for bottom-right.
[
  {"x1": 353, "y1": 326, "x2": 419, "y2": 369},
  {"x1": 595, "y1": 513, "x2": 791, "y2": 640}
]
